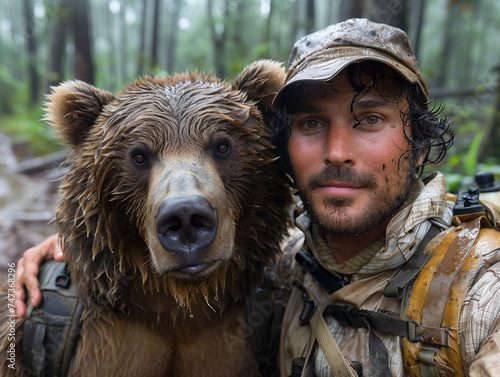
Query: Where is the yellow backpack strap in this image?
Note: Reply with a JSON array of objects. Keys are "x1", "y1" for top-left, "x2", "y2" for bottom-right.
[{"x1": 404, "y1": 213, "x2": 498, "y2": 377}]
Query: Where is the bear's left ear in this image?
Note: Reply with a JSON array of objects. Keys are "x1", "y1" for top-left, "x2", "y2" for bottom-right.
[
  {"x1": 231, "y1": 59, "x2": 285, "y2": 119},
  {"x1": 45, "y1": 80, "x2": 115, "y2": 147}
]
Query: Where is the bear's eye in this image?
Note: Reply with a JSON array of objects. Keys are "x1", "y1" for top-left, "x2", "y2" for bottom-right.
[
  {"x1": 217, "y1": 144, "x2": 230, "y2": 155},
  {"x1": 133, "y1": 153, "x2": 148, "y2": 165}
]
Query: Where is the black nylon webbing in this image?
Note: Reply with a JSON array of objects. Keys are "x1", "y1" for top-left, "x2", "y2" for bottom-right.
[
  {"x1": 323, "y1": 304, "x2": 418, "y2": 341},
  {"x1": 22, "y1": 261, "x2": 83, "y2": 377},
  {"x1": 323, "y1": 305, "x2": 396, "y2": 376},
  {"x1": 383, "y1": 224, "x2": 442, "y2": 299}
]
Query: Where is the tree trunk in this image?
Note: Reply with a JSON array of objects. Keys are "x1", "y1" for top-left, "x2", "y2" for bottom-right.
[
  {"x1": 166, "y1": 0, "x2": 182, "y2": 73},
  {"x1": 231, "y1": 0, "x2": 248, "y2": 64},
  {"x1": 23, "y1": 0, "x2": 39, "y2": 105},
  {"x1": 290, "y1": 0, "x2": 302, "y2": 47},
  {"x1": 103, "y1": 1, "x2": 115, "y2": 90},
  {"x1": 6, "y1": 3, "x2": 22, "y2": 78},
  {"x1": 369, "y1": 0, "x2": 409, "y2": 31},
  {"x1": 340, "y1": 0, "x2": 365, "y2": 20},
  {"x1": 46, "y1": 1, "x2": 71, "y2": 92},
  {"x1": 412, "y1": 0, "x2": 426, "y2": 58},
  {"x1": 259, "y1": 0, "x2": 274, "y2": 59},
  {"x1": 324, "y1": 0, "x2": 335, "y2": 27},
  {"x1": 72, "y1": 0, "x2": 94, "y2": 84},
  {"x1": 207, "y1": 0, "x2": 229, "y2": 78},
  {"x1": 151, "y1": 0, "x2": 162, "y2": 71},
  {"x1": 137, "y1": 0, "x2": 148, "y2": 76},
  {"x1": 478, "y1": 68, "x2": 500, "y2": 161},
  {"x1": 119, "y1": 7, "x2": 128, "y2": 87},
  {"x1": 435, "y1": 3, "x2": 459, "y2": 88},
  {"x1": 305, "y1": 0, "x2": 315, "y2": 34}
]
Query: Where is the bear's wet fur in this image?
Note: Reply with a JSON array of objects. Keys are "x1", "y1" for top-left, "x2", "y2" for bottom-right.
[{"x1": 0, "y1": 60, "x2": 293, "y2": 376}]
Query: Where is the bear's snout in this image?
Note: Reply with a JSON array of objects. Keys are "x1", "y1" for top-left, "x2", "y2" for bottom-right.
[{"x1": 156, "y1": 195, "x2": 218, "y2": 255}]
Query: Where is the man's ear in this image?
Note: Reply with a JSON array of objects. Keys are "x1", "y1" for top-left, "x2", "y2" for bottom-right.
[
  {"x1": 417, "y1": 149, "x2": 427, "y2": 168},
  {"x1": 44, "y1": 80, "x2": 115, "y2": 147},
  {"x1": 230, "y1": 59, "x2": 285, "y2": 121}
]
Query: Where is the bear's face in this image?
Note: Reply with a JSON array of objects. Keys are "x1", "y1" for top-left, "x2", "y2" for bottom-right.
[
  {"x1": 47, "y1": 61, "x2": 291, "y2": 308},
  {"x1": 91, "y1": 78, "x2": 269, "y2": 279}
]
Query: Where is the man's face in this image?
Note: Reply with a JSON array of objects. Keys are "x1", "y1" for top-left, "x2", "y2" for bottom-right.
[{"x1": 288, "y1": 68, "x2": 418, "y2": 237}]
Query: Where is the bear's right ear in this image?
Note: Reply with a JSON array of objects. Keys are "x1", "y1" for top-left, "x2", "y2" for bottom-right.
[
  {"x1": 45, "y1": 80, "x2": 115, "y2": 147},
  {"x1": 230, "y1": 59, "x2": 285, "y2": 121}
]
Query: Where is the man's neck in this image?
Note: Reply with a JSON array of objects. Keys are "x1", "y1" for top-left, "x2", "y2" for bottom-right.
[{"x1": 325, "y1": 218, "x2": 391, "y2": 264}]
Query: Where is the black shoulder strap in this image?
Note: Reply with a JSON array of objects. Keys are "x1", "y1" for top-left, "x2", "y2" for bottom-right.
[
  {"x1": 295, "y1": 248, "x2": 349, "y2": 294},
  {"x1": 323, "y1": 304, "x2": 424, "y2": 343},
  {"x1": 246, "y1": 267, "x2": 288, "y2": 377},
  {"x1": 383, "y1": 223, "x2": 442, "y2": 299},
  {"x1": 23, "y1": 260, "x2": 83, "y2": 377},
  {"x1": 293, "y1": 223, "x2": 444, "y2": 377}
]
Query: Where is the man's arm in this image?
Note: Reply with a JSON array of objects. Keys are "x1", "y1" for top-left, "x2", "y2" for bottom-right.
[
  {"x1": 469, "y1": 317, "x2": 500, "y2": 376},
  {"x1": 461, "y1": 260, "x2": 500, "y2": 375},
  {"x1": 14, "y1": 234, "x2": 65, "y2": 317}
]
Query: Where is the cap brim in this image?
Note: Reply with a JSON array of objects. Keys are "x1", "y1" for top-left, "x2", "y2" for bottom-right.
[{"x1": 272, "y1": 46, "x2": 428, "y2": 108}]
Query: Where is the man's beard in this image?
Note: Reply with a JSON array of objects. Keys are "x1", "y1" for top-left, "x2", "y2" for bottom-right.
[{"x1": 297, "y1": 160, "x2": 417, "y2": 237}]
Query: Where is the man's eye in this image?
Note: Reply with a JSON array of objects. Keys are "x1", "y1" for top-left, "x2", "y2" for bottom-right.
[
  {"x1": 304, "y1": 120, "x2": 320, "y2": 128},
  {"x1": 366, "y1": 115, "x2": 379, "y2": 124}
]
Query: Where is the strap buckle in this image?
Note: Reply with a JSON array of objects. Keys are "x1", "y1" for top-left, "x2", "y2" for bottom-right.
[
  {"x1": 55, "y1": 266, "x2": 71, "y2": 288},
  {"x1": 294, "y1": 281, "x2": 317, "y2": 326},
  {"x1": 299, "y1": 297, "x2": 317, "y2": 326},
  {"x1": 407, "y1": 320, "x2": 424, "y2": 343}
]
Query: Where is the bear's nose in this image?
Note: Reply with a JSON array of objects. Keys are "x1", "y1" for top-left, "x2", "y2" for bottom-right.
[{"x1": 155, "y1": 195, "x2": 218, "y2": 254}]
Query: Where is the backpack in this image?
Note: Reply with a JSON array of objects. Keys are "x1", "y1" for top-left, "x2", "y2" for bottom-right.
[
  {"x1": 22, "y1": 261, "x2": 83, "y2": 377},
  {"x1": 294, "y1": 190, "x2": 500, "y2": 377},
  {"x1": 401, "y1": 209, "x2": 500, "y2": 376},
  {"x1": 22, "y1": 260, "x2": 286, "y2": 377}
]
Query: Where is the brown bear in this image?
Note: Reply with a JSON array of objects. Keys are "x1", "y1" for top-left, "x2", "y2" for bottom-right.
[{"x1": 0, "y1": 60, "x2": 293, "y2": 376}]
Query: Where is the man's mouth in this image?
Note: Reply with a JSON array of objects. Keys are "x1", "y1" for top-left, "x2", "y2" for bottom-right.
[
  {"x1": 307, "y1": 166, "x2": 377, "y2": 195},
  {"x1": 317, "y1": 182, "x2": 363, "y2": 195}
]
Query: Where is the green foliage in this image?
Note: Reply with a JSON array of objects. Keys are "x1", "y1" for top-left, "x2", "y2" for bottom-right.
[
  {"x1": 425, "y1": 71, "x2": 500, "y2": 194},
  {"x1": 0, "y1": 106, "x2": 62, "y2": 157},
  {"x1": 464, "y1": 130, "x2": 484, "y2": 175},
  {"x1": 0, "y1": 65, "x2": 21, "y2": 114},
  {"x1": 431, "y1": 127, "x2": 500, "y2": 193}
]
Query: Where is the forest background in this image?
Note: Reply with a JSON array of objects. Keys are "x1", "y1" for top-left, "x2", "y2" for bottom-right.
[{"x1": 1, "y1": 0, "x2": 500, "y2": 192}]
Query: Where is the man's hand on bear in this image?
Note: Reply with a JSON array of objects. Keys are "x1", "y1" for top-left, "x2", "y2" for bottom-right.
[{"x1": 15, "y1": 234, "x2": 65, "y2": 317}]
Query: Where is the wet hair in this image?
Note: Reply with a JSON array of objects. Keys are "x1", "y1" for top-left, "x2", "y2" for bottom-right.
[{"x1": 273, "y1": 61, "x2": 454, "y2": 178}]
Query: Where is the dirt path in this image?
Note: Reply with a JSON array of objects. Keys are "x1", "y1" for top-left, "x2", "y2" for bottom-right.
[{"x1": 0, "y1": 133, "x2": 64, "y2": 274}]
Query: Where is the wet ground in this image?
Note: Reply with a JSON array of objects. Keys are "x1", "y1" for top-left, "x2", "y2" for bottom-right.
[{"x1": 0, "y1": 133, "x2": 64, "y2": 275}]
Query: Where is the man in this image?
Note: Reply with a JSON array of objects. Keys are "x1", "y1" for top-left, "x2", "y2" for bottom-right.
[
  {"x1": 270, "y1": 18, "x2": 500, "y2": 377},
  {"x1": 14, "y1": 18, "x2": 500, "y2": 377}
]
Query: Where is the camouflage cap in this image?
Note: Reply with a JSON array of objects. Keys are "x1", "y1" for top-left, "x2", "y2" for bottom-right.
[{"x1": 273, "y1": 18, "x2": 429, "y2": 108}]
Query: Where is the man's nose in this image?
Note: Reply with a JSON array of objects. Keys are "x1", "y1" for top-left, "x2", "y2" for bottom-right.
[{"x1": 322, "y1": 124, "x2": 357, "y2": 167}]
